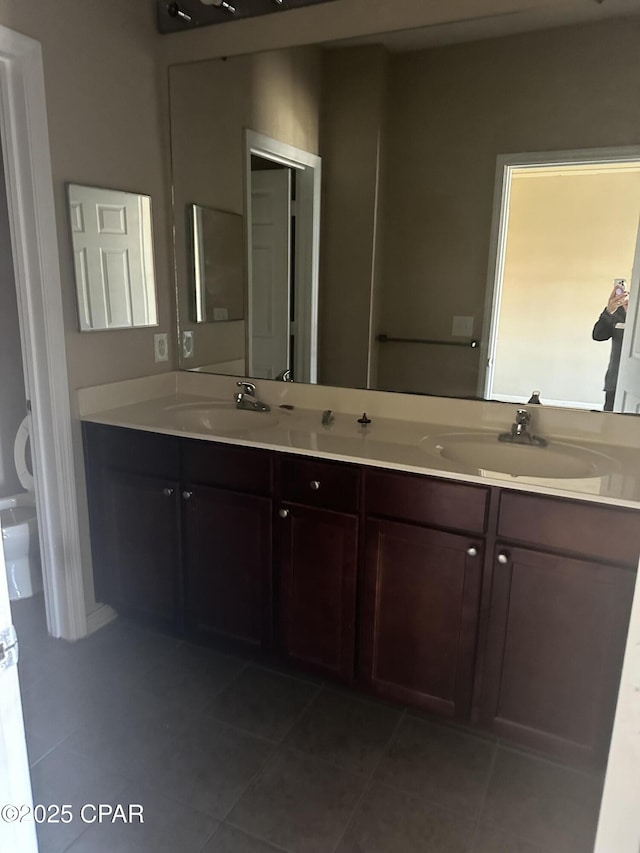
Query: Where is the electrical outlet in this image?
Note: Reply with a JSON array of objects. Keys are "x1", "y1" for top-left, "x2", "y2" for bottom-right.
[
  {"x1": 154, "y1": 332, "x2": 169, "y2": 363},
  {"x1": 182, "y1": 330, "x2": 194, "y2": 359}
]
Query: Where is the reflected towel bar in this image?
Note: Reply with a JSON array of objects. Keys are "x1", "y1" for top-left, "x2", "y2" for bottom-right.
[{"x1": 377, "y1": 334, "x2": 479, "y2": 348}]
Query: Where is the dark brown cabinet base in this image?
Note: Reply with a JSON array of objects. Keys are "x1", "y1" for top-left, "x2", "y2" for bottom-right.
[
  {"x1": 277, "y1": 503, "x2": 358, "y2": 680},
  {"x1": 83, "y1": 423, "x2": 640, "y2": 768},
  {"x1": 183, "y1": 484, "x2": 272, "y2": 649},
  {"x1": 480, "y1": 544, "x2": 635, "y2": 766},
  {"x1": 361, "y1": 518, "x2": 482, "y2": 718}
]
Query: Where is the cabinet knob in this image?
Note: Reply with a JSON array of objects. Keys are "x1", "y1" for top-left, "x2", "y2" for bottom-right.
[
  {"x1": 279, "y1": 508, "x2": 290, "y2": 518},
  {"x1": 310, "y1": 480, "x2": 321, "y2": 490},
  {"x1": 466, "y1": 546, "x2": 478, "y2": 557},
  {"x1": 162, "y1": 487, "x2": 174, "y2": 497},
  {"x1": 497, "y1": 552, "x2": 509, "y2": 564},
  {"x1": 182, "y1": 490, "x2": 193, "y2": 500}
]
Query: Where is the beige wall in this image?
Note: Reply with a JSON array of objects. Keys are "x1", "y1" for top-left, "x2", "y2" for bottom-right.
[
  {"x1": 493, "y1": 169, "x2": 640, "y2": 407},
  {"x1": 170, "y1": 47, "x2": 322, "y2": 370},
  {"x1": 319, "y1": 46, "x2": 388, "y2": 388},
  {"x1": 375, "y1": 17, "x2": 640, "y2": 397},
  {"x1": 0, "y1": 155, "x2": 26, "y2": 498},
  {"x1": 0, "y1": 0, "x2": 172, "y2": 614}
]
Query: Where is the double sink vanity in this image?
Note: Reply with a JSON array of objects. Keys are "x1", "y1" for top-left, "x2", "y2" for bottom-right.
[{"x1": 80, "y1": 375, "x2": 640, "y2": 771}]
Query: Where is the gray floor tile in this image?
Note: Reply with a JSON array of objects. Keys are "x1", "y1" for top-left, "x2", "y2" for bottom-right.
[
  {"x1": 285, "y1": 687, "x2": 402, "y2": 775},
  {"x1": 65, "y1": 784, "x2": 218, "y2": 853},
  {"x1": 64, "y1": 698, "x2": 182, "y2": 782},
  {"x1": 472, "y1": 824, "x2": 553, "y2": 853},
  {"x1": 30, "y1": 746, "x2": 129, "y2": 853},
  {"x1": 139, "y1": 642, "x2": 246, "y2": 715},
  {"x1": 480, "y1": 748, "x2": 602, "y2": 853},
  {"x1": 144, "y1": 715, "x2": 274, "y2": 819},
  {"x1": 206, "y1": 665, "x2": 319, "y2": 741},
  {"x1": 204, "y1": 824, "x2": 293, "y2": 852},
  {"x1": 336, "y1": 782, "x2": 474, "y2": 853},
  {"x1": 26, "y1": 730, "x2": 54, "y2": 767},
  {"x1": 227, "y1": 748, "x2": 367, "y2": 853},
  {"x1": 375, "y1": 715, "x2": 495, "y2": 815}
]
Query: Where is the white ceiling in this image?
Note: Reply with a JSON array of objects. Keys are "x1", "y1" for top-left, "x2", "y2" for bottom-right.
[{"x1": 326, "y1": 0, "x2": 640, "y2": 52}]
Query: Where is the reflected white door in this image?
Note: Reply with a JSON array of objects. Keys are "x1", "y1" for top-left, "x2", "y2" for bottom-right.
[
  {"x1": 249, "y1": 169, "x2": 291, "y2": 380},
  {"x1": 614, "y1": 216, "x2": 640, "y2": 412},
  {"x1": 0, "y1": 534, "x2": 37, "y2": 852},
  {"x1": 69, "y1": 186, "x2": 156, "y2": 331}
]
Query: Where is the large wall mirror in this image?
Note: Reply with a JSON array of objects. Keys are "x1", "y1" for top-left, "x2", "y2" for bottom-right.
[
  {"x1": 169, "y1": 14, "x2": 640, "y2": 413},
  {"x1": 68, "y1": 184, "x2": 158, "y2": 332}
]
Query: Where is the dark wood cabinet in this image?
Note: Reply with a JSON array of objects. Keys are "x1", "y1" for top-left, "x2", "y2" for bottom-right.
[
  {"x1": 183, "y1": 483, "x2": 272, "y2": 648},
  {"x1": 82, "y1": 423, "x2": 182, "y2": 632},
  {"x1": 277, "y1": 502, "x2": 358, "y2": 680},
  {"x1": 82, "y1": 423, "x2": 640, "y2": 766},
  {"x1": 478, "y1": 490, "x2": 640, "y2": 766},
  {"x1": 480, "y1": 544, "x2": 635, "y2": 765},
  {"x1": 101, "y1": 469, "x2": 181, "y2": 630},
  {"x1": 360, "y1": 517, "x2": 482, "y2": 718},
  {"x1": 275, "y1": 455, "x2": 360, "y2": 680},
  {"x1": 361, "y1": 469, "x2": 488, "y2": 717}
]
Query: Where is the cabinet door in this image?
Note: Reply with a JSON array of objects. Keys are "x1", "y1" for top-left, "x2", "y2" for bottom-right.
[
  {"x1": 183, "y1": 484, "x2": 272, "y2": 649},
  {"x1": 103, "y1": 469, "x2": 181, "y2": 631},
  {"x1": 277, "y1": 503, "x2": 358, "y2": 681},
  {"x1": 361, "y1": 518, "x2": 483, "y2": 718},
  {"x1": 481, "y1": 545, "x2": 635, "y2": 766}
]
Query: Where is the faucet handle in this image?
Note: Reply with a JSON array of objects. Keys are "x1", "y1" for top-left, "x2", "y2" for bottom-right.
[
  {"x1": 236, "y1": 381, "x2": 256, "y2": 396},
  {"x1": 515, "y1": 408, "x2": 530, "y2": 425}
]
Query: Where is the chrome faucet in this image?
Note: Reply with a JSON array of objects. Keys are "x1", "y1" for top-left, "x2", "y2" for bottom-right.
[
  {"x1": 499, "y1": 408, "x2": 547, "y2": 446},
  {"x1": 275, "y1": 368, "x2": 293, "y2": 382},
  {"x1": 234, "y1": 381, "x2": 270, "y2": 412}
]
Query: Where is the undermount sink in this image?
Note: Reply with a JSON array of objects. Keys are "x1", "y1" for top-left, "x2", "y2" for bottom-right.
[
  {"x1": 163, "y1": 401, "x2": 279, "y2": 433},
  {"x1": 420, "y1": 432, "x2": 619, "y2": 479}
]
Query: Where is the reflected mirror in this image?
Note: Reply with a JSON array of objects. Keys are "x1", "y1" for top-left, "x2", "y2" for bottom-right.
[
  {"x1": 191, "y1": 205, "x2": 244, "y2": 323},
  {"x1": 169, "y1": 15, "x2": 640, "y2": 412},
  {"x1": 68, "y1": 184, "x2": 158, "y2": 332}
]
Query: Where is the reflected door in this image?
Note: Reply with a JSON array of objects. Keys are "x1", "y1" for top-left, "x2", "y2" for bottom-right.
[
  {"x1": 614, "y1": 216, "x2": 640, "y2": 413},
  {"x1": 69, "y1": 185, "x2": 157, "y2": 331},
  {"x1": 249, "y1": 169, "x2": 291, "y2": 379}
]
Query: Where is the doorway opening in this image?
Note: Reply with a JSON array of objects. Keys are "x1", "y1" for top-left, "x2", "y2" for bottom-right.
[
  {"x1": 482, "y1": 149, "x2": 640, "y2": 411},
  {"x1": 244, "y1": 130, "x2": 321, "y2": 384},
  {"x1": 0, "y1": 25, "x2": 85, "y2": 642}
]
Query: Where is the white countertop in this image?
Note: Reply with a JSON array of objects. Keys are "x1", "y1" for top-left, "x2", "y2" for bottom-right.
[{"x1": 81, "y1": 391, "x2": 640, "y2": 510}]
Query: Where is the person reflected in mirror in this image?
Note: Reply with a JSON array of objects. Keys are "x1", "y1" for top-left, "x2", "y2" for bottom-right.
[{"x1": 592, "y1": 283, "x2": 629, "y2": 411}]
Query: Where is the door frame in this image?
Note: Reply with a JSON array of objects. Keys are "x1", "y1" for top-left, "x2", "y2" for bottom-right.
[
  {"x1": 0, "y1": 26, "x2": 86, "y2": 639},
  {"x1": 479, "y1": 145, "x2": 640, "y2": 400},
  {"x1": 244, "y1": 129, "x2": 321, "y2": 383}
]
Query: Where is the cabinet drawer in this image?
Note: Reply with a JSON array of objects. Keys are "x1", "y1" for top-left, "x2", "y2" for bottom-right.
[
  {"x1": 366, "y1": 468, "x2": 489, "y2": 535},
  {"x1": 498, "y1": 491, "x2": 640, "y2": 567},
  {"x1": 279, "y1": 455, "x2": 360, "y2": 513},
  {"x1": 84, "y1": 423, "x2": 179, "y2": 479},
  {"x1": 182, "y1": 439, "x2": 272, "y2": 494}
]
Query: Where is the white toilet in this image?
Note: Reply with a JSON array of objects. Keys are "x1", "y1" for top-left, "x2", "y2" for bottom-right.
[{"x1": 0, "y1": 415, "x2": 41, "y2": 600}]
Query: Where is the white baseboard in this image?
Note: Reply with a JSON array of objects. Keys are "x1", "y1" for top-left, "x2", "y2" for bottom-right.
[{"x1": 85, "y1": 603, "x2": 117, "y2": 635}]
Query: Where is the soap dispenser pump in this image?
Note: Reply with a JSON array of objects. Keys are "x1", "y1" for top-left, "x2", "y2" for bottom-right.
[{"x1": 527, "y1": 390, "x2": 542, "y2": 404}]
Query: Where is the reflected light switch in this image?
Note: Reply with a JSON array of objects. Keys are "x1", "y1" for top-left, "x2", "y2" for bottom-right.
[
  {"x1": 452, "y1": 315, "x2": 474, "y2": 338},
  {"x1": 182, "y1": 330, "x2": 194, "y2": 359}
]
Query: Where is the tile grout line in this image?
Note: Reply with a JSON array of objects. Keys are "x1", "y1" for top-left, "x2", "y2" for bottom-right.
[
  {"x1": 327, "y1": 708, "x2": 408, "y2": 853},
  {"x1": 468, "y1": 741, "x2": 499, "y2": 852},
  {"x1": 222, "y1": 818, "x2": 298, "y2": 853}
]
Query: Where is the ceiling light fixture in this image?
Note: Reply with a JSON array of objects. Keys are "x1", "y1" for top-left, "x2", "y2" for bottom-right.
[
  {"x1": 167, "y1": 2, "x2": 192, "y2": 21},
  {"x1": 200, "y1": 0, "x2": 237, "y2": 12}
]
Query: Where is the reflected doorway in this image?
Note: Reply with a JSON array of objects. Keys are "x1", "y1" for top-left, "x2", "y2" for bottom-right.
[
  {"x1": 245, "y1": 130, "x2": 321, "y2": 384},
  {"x1": 483, "y1": 151, "x2": 640, "y2": 410}
]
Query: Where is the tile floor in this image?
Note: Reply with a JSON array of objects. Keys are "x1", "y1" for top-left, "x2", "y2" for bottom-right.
[{"x1": 12, "y1": 596, "x2": 603, "y2": 853}]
